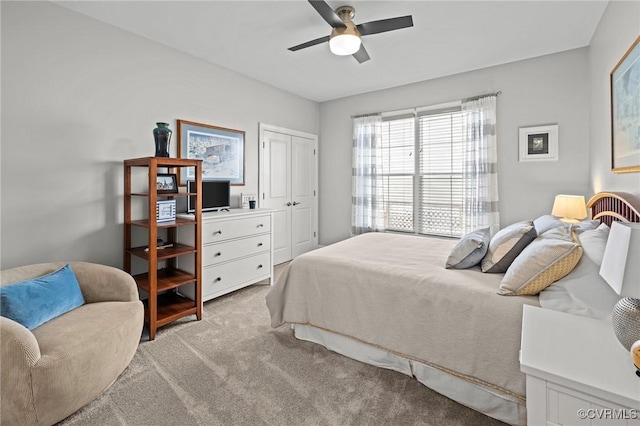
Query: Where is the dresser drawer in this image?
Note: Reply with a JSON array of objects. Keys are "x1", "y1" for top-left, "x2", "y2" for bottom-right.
[
  {"x1": 202, "y1": 234, "x2": 270, "y2": 266},
  {"x1": 201, "y1": 252, "x2": 271, "y2": 299},
  {"x1": 203, "y1": 215, "x2": 271, "y2": 243}
]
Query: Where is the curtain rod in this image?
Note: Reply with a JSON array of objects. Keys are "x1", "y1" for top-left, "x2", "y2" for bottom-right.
[
  {"x1": 351, "y1": 90, "x2": 502, "y2": 119},
  {"x1": 462, "y1": 90, "x2": 502, "y2": 103},
  {"x1": 352, "y1": 112, "x2": 382, "y2": 119}
]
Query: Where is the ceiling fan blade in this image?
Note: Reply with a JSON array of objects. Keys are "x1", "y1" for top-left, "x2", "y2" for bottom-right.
[
  {"x1": 308, "y1": 0, "x2": 346, "y2": 28},
  {"x1": 288, "y1": 35, "x2": 330, "y2": 52},
  {"x1": 352, "y1": 44, "x2": 370, "y2": 64},
  {"x1": 357, "y1": 15, "x2": 413, "y2": 36}
]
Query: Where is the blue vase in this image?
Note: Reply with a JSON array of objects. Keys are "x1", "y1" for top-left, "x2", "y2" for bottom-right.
[{"x1": 153, "y1": 122, "x2": 172, "y2": 157}]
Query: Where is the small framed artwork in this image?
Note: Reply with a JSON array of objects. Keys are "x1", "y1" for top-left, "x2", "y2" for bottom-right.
[
  {"x1": 610, "y1": 35, "x2": 640, "y2": 173},
  {"x1": 518, "y1": 124, "x2": 558, "y2": 162},
  {"x1": 156, "y1": 199, "x2": 176, "y2": 222},
  {"x1": 241, "y1": 193, "x2": 257, "y2": 209},
  {"x1": 177, "y1": 119, "x2": 245, "y2": 185},
  {"x1": 156, "y1": 173, "x2": 178, "y2": 194}
]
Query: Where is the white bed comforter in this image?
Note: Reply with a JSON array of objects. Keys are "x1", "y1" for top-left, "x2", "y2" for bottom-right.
[{"x1": 266, "y1": 232, "x2": 539, "y2": 398}]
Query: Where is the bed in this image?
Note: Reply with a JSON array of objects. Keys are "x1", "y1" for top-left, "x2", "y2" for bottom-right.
[{"x1": 266, "y1": 192, "x2": 640, "y2": 425}]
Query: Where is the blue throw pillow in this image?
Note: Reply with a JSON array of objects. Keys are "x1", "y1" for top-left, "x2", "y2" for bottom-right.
[
  {"x1": 445, "y1": 227, "x2": 491, "y2": 269},
  {"x1": 0, "y1": 264, "x2": 85, "y2": 330}
]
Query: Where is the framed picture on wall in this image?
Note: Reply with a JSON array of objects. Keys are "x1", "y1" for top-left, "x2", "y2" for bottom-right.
[
  {"x1": 610, "y1": 35, "x2": 640, "y2": 173},
  {"x1": 177, "y1": 119, "x2": 245, "y2": 185},
  {"x1": 518, "y1": 124, "x2": 558, "y2": 162}
]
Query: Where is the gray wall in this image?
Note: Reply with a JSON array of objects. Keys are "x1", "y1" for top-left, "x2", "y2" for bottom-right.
[
  {"x1": 3, "y1": 1, "x2": 639, "y2": 268},
  {"x1": 318, "y1": 49, "x2": 591, "y2": 245},
  {"x1": 1, "y1": 1, "x2": 319, "y2": 269},
  {"x1": 589, "y1": 0, "x2": 640, "y2": 193}
]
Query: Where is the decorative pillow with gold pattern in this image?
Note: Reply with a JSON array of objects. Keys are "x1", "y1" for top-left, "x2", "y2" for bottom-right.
[{"x1": 498, "y1": 227, "x2": 583, "y2": 296}]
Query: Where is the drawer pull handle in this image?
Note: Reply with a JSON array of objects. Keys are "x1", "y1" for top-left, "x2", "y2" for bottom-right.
[
  {"x1": 213, "y1": 230, "x2": 222, "y2": 235},
  {"x1": 214, "y1": 252, "x2": 222, "y2": 257},
  {"x1": 257, "y1": 264, "x2": 263, "y2": 269},
  {"x1": 214, "y1": 277, "x2": 222, "y2": 282},
  {"x1": 257, "y1": 243, "x2": 263, "y2": 247},
  {"x1": 257, "y1": 224, "x2": 264, "y2": 228}
]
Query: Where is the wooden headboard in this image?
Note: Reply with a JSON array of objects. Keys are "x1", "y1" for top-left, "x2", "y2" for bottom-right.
[{"x1": 587, "y1": 192, "x2": 640, "y2": 225}]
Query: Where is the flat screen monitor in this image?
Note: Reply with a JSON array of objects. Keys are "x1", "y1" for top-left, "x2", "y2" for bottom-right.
[{"x1": 187, "y1": 180, "x2": 230, "y2": 213}]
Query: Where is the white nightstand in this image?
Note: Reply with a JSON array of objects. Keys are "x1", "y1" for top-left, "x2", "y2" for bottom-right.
[{"x1": 520, "y1": 305, "x2": 640, "y2": 426}]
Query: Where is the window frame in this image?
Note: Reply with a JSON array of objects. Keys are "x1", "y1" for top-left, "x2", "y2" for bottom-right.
[{"x1": 378, "y1": 101, "x2": 464, "y2": 238}]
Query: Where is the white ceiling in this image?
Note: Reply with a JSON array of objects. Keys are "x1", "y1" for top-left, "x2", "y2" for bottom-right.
[{"x1": 54, "y1": 0, "x2": 608, "y2": 103}]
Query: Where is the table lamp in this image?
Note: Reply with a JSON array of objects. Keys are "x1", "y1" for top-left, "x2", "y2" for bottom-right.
[
  {"x1": 551, "y1": 194, "x2": 587, "y2": 223},
  {"x1": 599, "y1": 220, "x2": 640, "y2": 351}
]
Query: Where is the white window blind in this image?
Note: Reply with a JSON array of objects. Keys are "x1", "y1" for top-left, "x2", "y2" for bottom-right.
[
  {"x1": 418, "y1": 110, "x2": 465, "y2": 237},
  {"x1": 379, "y1": 116, "x2": 415, "y2": 232},
  {"x1": 378, "y1": 107, "x2": 465, "y2": 237}
]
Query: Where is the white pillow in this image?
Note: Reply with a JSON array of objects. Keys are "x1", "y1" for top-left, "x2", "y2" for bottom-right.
[
  {"x1": 539, "y1": 222, "x2": 620, "y2": 320},
  {"x1": 577, "y1": 223, "x2": 610, "y2": 264},
  {"x1": 538, "y1": 249, "x2": 620, "y2": 320}
]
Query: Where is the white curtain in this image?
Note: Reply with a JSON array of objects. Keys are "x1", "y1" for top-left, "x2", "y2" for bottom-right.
[
  {"x1": 461, "y1": 95, "x2": 500, "y2": 235},
  {"x1": 351, "y1": 114, "x2": 382, "y2": 235}
]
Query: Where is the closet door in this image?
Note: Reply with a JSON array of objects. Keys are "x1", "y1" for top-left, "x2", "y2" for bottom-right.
[
  {"x1": 262, "y1": 130, "x2": 292, "y2": 265},
  {"x1": 291, "y1": 136, "x2": 316, "y2": 258},
  {"x1": 260, "y1": 125, "x2": 317, "y2": 265}
]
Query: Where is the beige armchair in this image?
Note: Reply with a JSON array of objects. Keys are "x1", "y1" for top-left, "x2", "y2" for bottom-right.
[{"x1": 1, "y1": 262, "x2": 143, "y2": 426}]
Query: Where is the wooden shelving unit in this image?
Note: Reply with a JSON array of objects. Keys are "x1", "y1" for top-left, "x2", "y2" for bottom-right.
[{"x1": 124, "y1": 156, "x2": 202, "y2": 340}]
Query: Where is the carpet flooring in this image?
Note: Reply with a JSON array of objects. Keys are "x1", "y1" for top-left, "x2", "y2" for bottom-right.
[{"x1": 58, "y1": 273, "x2": 507, "y2": 426}]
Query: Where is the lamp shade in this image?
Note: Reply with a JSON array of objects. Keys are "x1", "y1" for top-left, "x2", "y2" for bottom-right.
[
  {"x1": 600, "y1": 221, "x2": 640, "y2": 298},
  {"x1": 551, "y1": 194, "x2": 587, "y2": 222}
]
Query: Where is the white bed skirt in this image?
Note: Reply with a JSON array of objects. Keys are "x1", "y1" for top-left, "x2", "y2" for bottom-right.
[{"x1": 293, "y1": 324, "x2": 527, "y2": 426}]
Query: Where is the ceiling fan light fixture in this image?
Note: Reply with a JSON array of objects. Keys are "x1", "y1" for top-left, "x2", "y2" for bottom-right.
[
  {"x1": 290, "y1": 2, "x2": 413, "y2": 63},
  {"x1": 329, "y1": 33, "x2": 361, "y2": 55},
  {"x1": 329, "y1": 24, "x2": 361, "y2": 56}
]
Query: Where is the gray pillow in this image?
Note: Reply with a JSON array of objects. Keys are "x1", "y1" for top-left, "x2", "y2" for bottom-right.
[
  {"x1": 445, "y1": 227, "x2": 490, "y2": 269},
  {"x1": 533, "y1": 214, "x2": 600, "y2": 235},
  {"x1": 533, "y1": 214, "x2": 564, "y2": 235},
  {"x1": 481, "y1": 220, "x2": 537, "y2": 273},
  {"x1": 573, "y1": 219, "x2": 600, "y2": 234}
]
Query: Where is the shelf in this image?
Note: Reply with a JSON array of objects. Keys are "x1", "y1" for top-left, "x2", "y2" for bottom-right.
[
  {"x1": 128, "y1": 243, "x2": 196, "y2": 260},
  {"x1": 133, "y1": 267, "x2": 196, "y2": 293},
  {"x1": 129, "y1": 192, "x2": 190, "y2": 198},
  {"x1": 129, "y1": 217, "x2": 196, "y2": 228},
  {"x1": 124, "y1": 156, "x2": 202, "y2": 341},
  {"x1": 124, "y1": 156, "x2": 201, "y2": 168},
  {"x1": 143, "y1": 292, "x2": 197, "y2": 328}
]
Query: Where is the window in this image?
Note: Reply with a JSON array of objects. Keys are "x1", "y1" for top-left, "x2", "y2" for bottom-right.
[
  {"x1": 378, "y1": 106, "x2": 465, "y2": 237},
  {"x1": 352, "y1": 95, "x2": 498, "y2": 238}
]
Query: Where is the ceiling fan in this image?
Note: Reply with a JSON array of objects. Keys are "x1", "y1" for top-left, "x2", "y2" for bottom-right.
[{"x1": 288, "y1": 0, "x2": 414, "y2": 64}]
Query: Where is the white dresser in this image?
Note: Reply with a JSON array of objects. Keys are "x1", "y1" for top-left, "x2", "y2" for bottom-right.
[
  {"x1": 520, "y1": 305, "x2": 640, "y2": 426},
  {"x1": 177, "y1": 209, "x2": 274, "y2": 302}
]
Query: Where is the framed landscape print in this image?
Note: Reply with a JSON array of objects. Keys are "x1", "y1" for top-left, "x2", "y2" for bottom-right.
[
  {"x1": 610, "y1": 35, "x2": 640, "y2": 173},
  {"x1": 156, "y1": 173, "x2": 178, "y2": 194},
  {"x1": 518, "y1": 124, "x2": 558, "y2": 162},
  {"x1": 177, "y1": 120, "x2": 245, "y2": 185}
]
